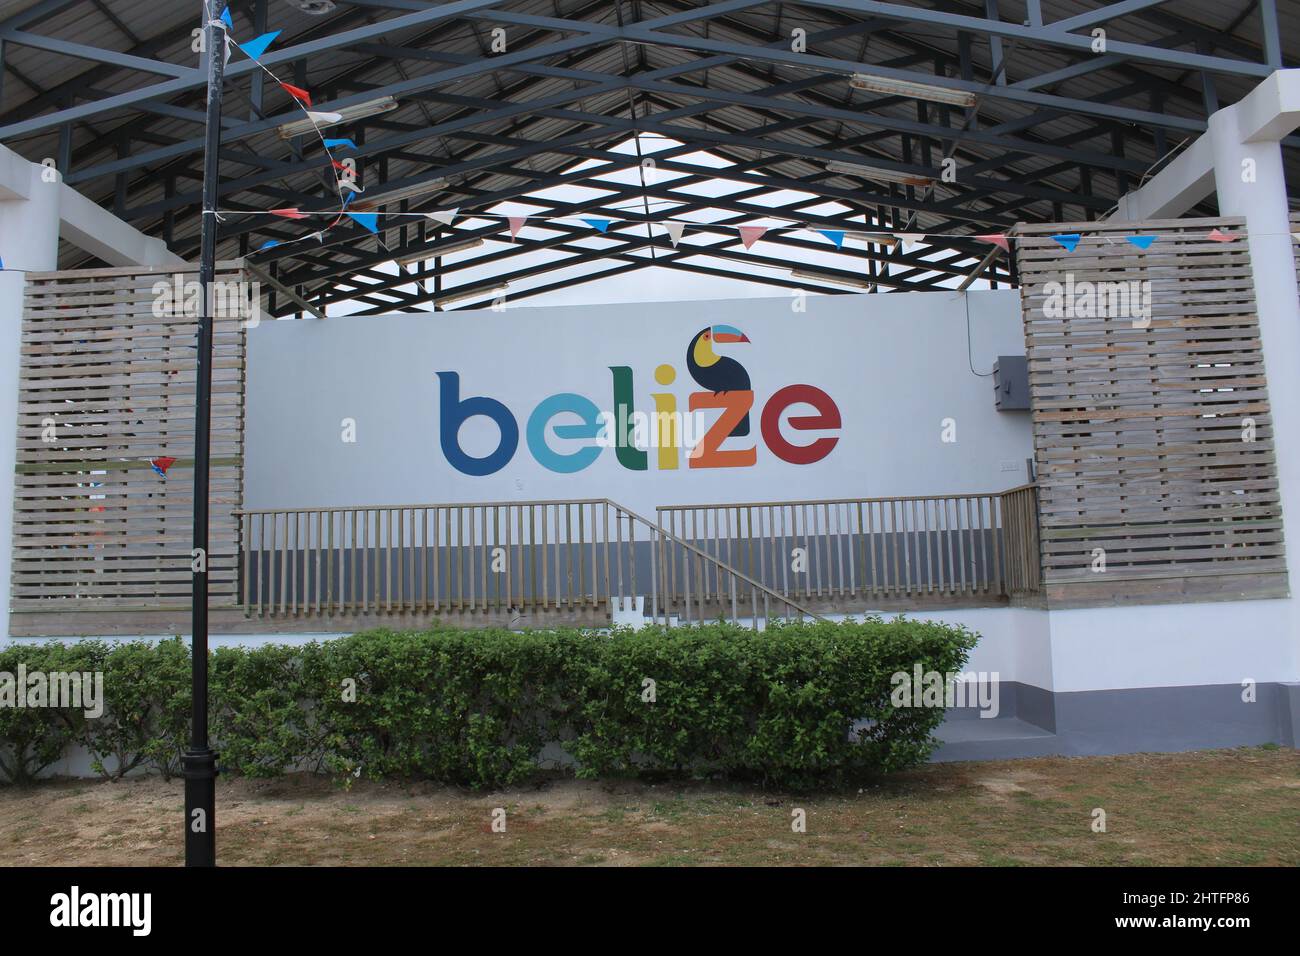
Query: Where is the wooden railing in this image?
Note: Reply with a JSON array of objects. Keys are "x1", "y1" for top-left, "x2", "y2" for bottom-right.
[
  {"x1": 234, "y1": 488, "x2": 1041, "y2": 629},
  {"x1": 238, "y1": 499, "x2": 611, "y2": 617},
  {"x1": 657, "y1": 486, "x2": 1043, "y2": 611},
  {"x1": 999, "y1": 484, "x2": 1042, "y2": 597},
  {"x1": 234, "y1": 498, "x2": 816, "y2": 628}
]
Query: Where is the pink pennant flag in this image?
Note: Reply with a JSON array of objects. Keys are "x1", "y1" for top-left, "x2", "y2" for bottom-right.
[
  {"x1": 270, "y1": 208, "x2": 307, "y2": 220},
  {"x1": 507, "y1": 216, "x2": 527, "y2": 240},
  {"x1": 738, "y1": 225, "x2": 767, "y2": 250},
  {"x1": 1207, "y1": 228, "x2": 1238, "y2": 242},
  {"x1": 976, "y1": 234, "x2": 1010, "y2": 251}
]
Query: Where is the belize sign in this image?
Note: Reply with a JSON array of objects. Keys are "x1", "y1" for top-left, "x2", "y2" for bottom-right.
[
  {"x1": 435, "y1": 323, "x2": 842, "y2": 476},
  {"x1": 243, "y1": 290, "x2": 1032, "y2": 517}
]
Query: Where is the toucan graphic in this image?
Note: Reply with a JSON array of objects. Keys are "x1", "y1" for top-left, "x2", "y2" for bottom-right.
[{"x1": 687, "y1": 324, "x2": 752, "y2": 437}]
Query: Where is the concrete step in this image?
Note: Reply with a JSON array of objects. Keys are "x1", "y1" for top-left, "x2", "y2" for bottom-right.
[{"x1": 931, "y1": 716, "x2": 1064, "y2": 762}]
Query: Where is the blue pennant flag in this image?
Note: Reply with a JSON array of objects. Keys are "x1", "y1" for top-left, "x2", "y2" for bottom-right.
[
  {"x1": 583, "y1": 218, "x2": 611, "y2": 233},
  {"x1": 1050, "y1": 233, "x2": 1082, "y2": 252},
  {"x1": 347, "y1": 211, "x2": 379, "y2": 234},
  {"x1": 219, "y1": 6, "x2": 233, "y2": 28},
  {"x1": 1126, "y1": 234, "x2": 1157, "y2": 250},
  {"x1": 342, "y1": 190, "x2": 357, "y2": 210},
  {"x1": 818, "y1": 230, "x2": 846, "y2": 249},
  {"x1": 323, "y1": 137, "x2": 358, "y2": 151},
  {"x1": 240, "y1": 31, "x2": 281, "y2": 61},
  {"x1": 259, "y1": 240, "x2": 280, "y2": 250}
]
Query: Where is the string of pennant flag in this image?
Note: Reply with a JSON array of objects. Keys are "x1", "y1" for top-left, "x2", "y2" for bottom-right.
[
  {"x1": 199, "y1": 8, "x2": 1273, "y2": 263},
  {"x1": 220, "y1": 203, "x2": 1264, "y2": 255}
]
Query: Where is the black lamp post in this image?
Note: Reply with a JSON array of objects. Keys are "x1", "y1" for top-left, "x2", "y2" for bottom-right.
[{"x1": 184, "y1": 0, "x2": 225, "y2": 868}]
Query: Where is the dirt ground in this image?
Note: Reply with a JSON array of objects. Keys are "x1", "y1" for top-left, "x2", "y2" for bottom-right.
[{"x1": 1, "y1": 746, "x2": 1295, "y2": 866}]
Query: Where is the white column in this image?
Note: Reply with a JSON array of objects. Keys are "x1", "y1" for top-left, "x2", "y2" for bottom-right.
[
  {"x1": 1208, "y1": 104, "x2": 1300, "y2": 618},
  {"x1": 0, "y1": 161, "x2": 60, "y2": 640}
]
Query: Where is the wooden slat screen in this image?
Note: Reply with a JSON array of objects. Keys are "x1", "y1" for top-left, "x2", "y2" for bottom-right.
[
  {"x1": 12, "y1": 263, "x2": 247, "y2": 616},
  {"x1": 1015, "y1": 217, "x2": 1287, "y2": 606}
]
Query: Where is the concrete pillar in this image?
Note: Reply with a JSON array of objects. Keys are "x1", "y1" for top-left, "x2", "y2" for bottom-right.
[
  {"x1": 1208, "y1": 108, "x2": 1300, "y2": 617},
  {"x1": 0, "y1": 160, "x2": 60, "y2": 640}
]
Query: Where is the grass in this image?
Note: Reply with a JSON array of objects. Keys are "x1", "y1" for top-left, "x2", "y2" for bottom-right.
[{"x1": 0, "y1": 746, "x2": 1295, "y2": 867}]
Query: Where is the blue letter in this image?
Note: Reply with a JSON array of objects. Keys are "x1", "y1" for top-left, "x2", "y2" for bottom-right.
[
  {"x1": 436, "y1": 372, "x2": 518, "y2": 476},
  {"x1": 527, "y1": 393, "x2": 604, "y2": 473}
]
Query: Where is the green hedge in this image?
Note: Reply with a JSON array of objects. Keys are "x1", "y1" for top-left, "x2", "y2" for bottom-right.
[{"x1": 0, "y1": 619, "x2": 975, "y2": 788}]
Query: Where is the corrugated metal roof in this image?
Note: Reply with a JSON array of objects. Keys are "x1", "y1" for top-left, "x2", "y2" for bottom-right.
[{"x1": 0, "y1": 0, "x2": 1294, "y2": 294}]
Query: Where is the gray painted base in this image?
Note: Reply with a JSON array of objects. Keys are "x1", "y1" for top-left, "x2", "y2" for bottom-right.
[{"x1": 931, "y1": 680, "x2": 1299, "y2": 761}]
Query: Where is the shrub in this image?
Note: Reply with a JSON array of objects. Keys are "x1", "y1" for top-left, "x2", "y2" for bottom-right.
[
  {"x1": 304, "y1": 628, "x2": 574, "y2": 786},
  {"x1": 0, "y1": 618, "x2": 976, "y2": 788},
  {"x1": 211, "y1": 642, "x2": 316, "y2": 778},
  {"x1": 564, "y1": 619, "x2": 975, "y2": 786},
  {"x1": 0, "y1": 641, "x2": 103, "y2": 784}
]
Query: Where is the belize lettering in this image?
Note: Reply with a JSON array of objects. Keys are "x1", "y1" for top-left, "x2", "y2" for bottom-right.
[{"x1": 436, "y1": 324, "x2": 842, "y2": 476}]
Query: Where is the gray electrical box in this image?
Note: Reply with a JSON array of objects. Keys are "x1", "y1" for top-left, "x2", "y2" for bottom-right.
[{"x1": 992, "y1": 355, "x2": 1030, "y2": 410}]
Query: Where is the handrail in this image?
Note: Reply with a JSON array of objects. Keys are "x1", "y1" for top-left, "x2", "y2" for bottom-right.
[
  {"x1": 233, "y1": 497, "x2": 609, "y2": 516},
  {"x1": 602, "y1": 499, "x2": 822, "y2": 625}
]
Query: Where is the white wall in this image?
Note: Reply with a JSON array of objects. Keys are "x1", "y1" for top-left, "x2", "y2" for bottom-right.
[
  {"x1": 884, "y1": 601, "x2": 1297, "y2": 692},
  {"x1": 0, "y1": 156, "x2": 61, "y2": 643},
  {"x1": 1045, "y1": 601, "x2": 1297, "y2": 691},
  {"x1": 245, "y1": 289, "x2": 1032, "y2": 518}
]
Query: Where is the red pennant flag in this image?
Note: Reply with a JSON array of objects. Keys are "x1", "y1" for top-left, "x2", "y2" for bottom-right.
[
  {"x1": 508, "y1": 216, "x2": 527, "y2": 239},
  {"x1": 279, "y1": 82, "x2": 312, "y2": 108},
  {"x1": 149, "y1": 456, "x2": 176, "y2": 478},
  {"x1": 270, "y1": 208, "x2": 306, "y2": 220},
  {"x1": 976, "y1": 233, "x2": 1010, "y2": 251},
  {"x1": 1207, "y1": 228, "x2": 1238, "y2": 242},
  {"x1": 738, "y1": 226, "x2": 767, "y2": 249}
]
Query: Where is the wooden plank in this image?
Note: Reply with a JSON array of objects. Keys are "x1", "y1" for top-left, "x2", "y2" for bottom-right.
[
  {"x1": 1012, "y1": 216, "x2": 1286, "y2": 605},
  {"x1": 12, "y1": 265, "x2": 248, "y2": 629}
]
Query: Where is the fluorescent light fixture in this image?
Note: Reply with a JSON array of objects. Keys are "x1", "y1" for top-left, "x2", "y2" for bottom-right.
[
  {"x1": 826, "y1": 160, "x2": 933, "y2": 187},
  {"x1": 789, "y1": 268, "x2": 873, "y2": 290},
  {"x1": 849, "y1": 73, "x2": 977, "y2": 108},
  {"x1": 845, "y1": 231, "x2": 899, "y2": 247},
  {"x1": 277, "y1": 95, "x2": 399, "y2": 139},
  {"x1": 395, "y1": 238, "x2": 484, "y2": 267},
  {"x1": 351, "y1": 177, "x2": 448, "y2": 212},
  {"x1": 436, "y1": 282, "x2": 509, "y2": 308}
]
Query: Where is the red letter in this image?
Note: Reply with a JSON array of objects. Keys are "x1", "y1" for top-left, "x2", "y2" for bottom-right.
[{"x1": 761, "y1": 384, "x2": 841, "y2": 464}]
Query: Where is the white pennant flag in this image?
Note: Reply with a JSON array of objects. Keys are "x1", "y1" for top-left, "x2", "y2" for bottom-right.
[
  {"x1": 306, "y1": 111, "x2": 344, "y2": 125},
  {"x1": 895, "y1": 232, "x2": 926, "y2": 248},
  {"x1": 427, "y1": 208, "x2": 459, "y2": 227},
  {"x1": 663, "y1": 220, "x2": 685, "y2": 247}
]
